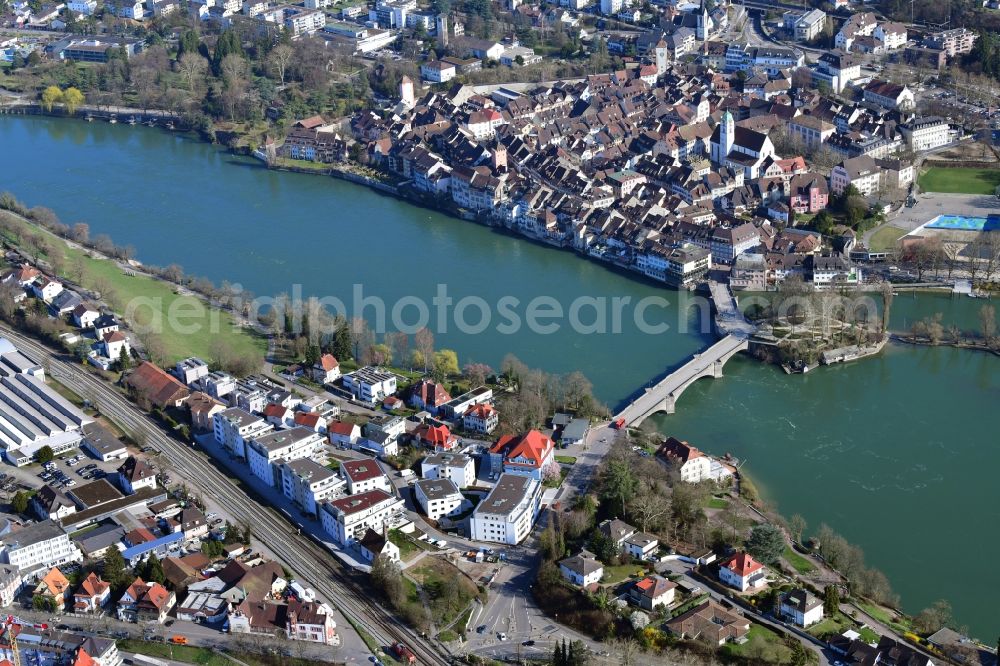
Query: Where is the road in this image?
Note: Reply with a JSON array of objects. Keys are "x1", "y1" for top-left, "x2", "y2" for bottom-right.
[{"x1": 0, "y1": 324, "x2": 451, "y2": 666}]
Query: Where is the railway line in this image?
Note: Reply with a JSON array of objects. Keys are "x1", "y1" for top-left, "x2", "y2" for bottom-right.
[{"x1": 0, "y1": 325, "x2": 451, "y2": 666}]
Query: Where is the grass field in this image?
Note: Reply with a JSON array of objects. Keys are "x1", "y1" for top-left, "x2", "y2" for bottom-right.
[
  {"x1": 601, "y1": 564, "x2": 645, "y2": 584},
  {"x1": 918, "y1": 167, "x2": 1000, "y2": 195},
  {"x1": 869, "y1": 225, "x2": 907, "y2": 251},
  {"x1": 554, "y1": 455, "x2": 578, "y2": 464},
  {"x1": 0, "y1": 211, "x2": 266, "y2": 365},
  {"x1": 859, "y1": 602, "x2": 913, "y2": 634},
  {"x1": 783, "y1": 546, "x2": 816, "y2": 574},
  {"x1": 409, "y1": 557, "x2": 479, "y2": 627},
  {"x1": 721, "y1": 624, "x2": 795, "y2": 664},
  {"x1": 705, "y1": 496, "x2": 729, "y2": 510}
]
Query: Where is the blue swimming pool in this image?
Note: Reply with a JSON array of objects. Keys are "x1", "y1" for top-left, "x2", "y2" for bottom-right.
[{"x1": 926, "y1": 214, "x2": 1000, "y2": 231}]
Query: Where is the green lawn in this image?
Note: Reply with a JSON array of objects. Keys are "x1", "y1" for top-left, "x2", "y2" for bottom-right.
[
  {"x1": 388, "y1": 529, "x2": 420, "y2": 561},
  {"x1": 705, "y1": 497, "x2": 729, "y2": 510},
  {"x1": 720, "y1": 624, "x2": 795, "y2": 664},
  {"x1": 554, "y1": 455, "x2": 578, "y2": 464},
  {"x1": 918, "y1": 167, "x2": 1000, "y2": 195},
  {"x1": 601, "y1": 564, "x2": 645, "y2": 584},
  {"x1": 783, "y1": 546, "x2": 816, "y2": 574},
  {"x1": 869, "y1": 225, "x2": 907, "y2": 251},
  {"x1": 858, "y1": 602, "x2": 912, "y2": 633},
  {"x1": 0, "y1": 211, "x2": 266, "y2": 365}
]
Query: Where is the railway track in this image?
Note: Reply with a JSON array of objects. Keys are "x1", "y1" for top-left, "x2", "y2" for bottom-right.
[{"x1": 0, "y1": 326, "x2": 451, "y2": 666}]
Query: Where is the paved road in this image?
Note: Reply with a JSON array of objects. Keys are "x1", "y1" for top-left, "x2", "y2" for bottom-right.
[{"x1": 0, "y1": 325, "x2": 451, "y2": 666}]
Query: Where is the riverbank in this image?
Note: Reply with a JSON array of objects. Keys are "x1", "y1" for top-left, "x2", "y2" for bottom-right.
[{"x1": 889, "y1": 332, "x2": 1000, "y2": 356}]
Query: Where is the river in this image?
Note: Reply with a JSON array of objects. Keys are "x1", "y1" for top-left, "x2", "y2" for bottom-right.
[{"x1": 3, "y1": 116, "x2": 998, "y2": 638}]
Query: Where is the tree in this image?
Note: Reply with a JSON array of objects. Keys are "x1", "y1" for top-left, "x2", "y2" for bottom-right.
[
  {"x1": 71, "y1": 222, "x2": 90, "y2": 244},
  {"x1": 201, "y1": 540, "x2": 225, "y2": 559},
  {"x1": 979, "y1": 304, "x2": 996, "y2": 344},
  {"x1": 745, "y1": 523, "x2": 785, "y2": 566},
  {"x1": 178, "y1": 51, "x2": 209, "y2": 94},
  {"x1": 331, "y1": 320, "x2": 352, "y2": 360},
  {"x1": 462, "y1": 362, "x2": 492, "y2": 387},
  {"x1": 913, "y1": 599, "x2": 952, "y2": 635},
  {"x1": 35, "y1": 445, "x2": 54, "y2": 465},
  {"x1": 371, "y1": 554, "x2": 405, "y2": 608},
  {"x1": 103, "y1": 547, "x2": 128, "y2": 590},
  {"x1": 33, "y1": 595, "x2": 57, "y2": 612},
  {"x1": 143, "y1": 553, "x2": 166, "y2": 584},
  {"x1": 63, "y1": 87, "x2": 85, "y2": 114},
  {"x1": 10, "y1": 490, "x2": 30, "y2": 514},
  {"x1": 629, "y1": 489, "x2": 669, "y2": 533},
  {"x1": 823, "y1": 584, "x2": 840, "y2": 615},
  {"x1": 414, "y1": 327, "x2": 434, "y2": 371},
  {"x1": 789, "y1": 514, "x2": 807, "y2": 545},
  {"x1": 629, "y1": 610, "x2": 649, "y2": 630},
  {"x1": 600, "y1": 459, "x2": 637, "y2": 518},
  {"x1": 41, "y1": 86, "x2": 63, "y2": 112},
  {"x1": 432, "y1": 349, "x2": 459, "y2": 380},
  {"x1": 117, "y1": 346, "x2": 131, "y2": 372},
  {"x1": 267, "y1": 43, "x2": 294, "y2": 85}
]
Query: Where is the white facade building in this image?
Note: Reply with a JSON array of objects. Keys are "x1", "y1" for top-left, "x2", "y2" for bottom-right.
[
  {"x1": 0, "y1": 520, "x2": 83, "y2": 579},
  {"x1": 213, "y1": 408, "x2": 272, "y2": 459},
  {"x1": 414, "y1": 478, "x2": 467, "y2": 520},
  {"x1": 247, "y1": 427, "x2": 325, "y2": 487},
  {"x1": 342, "y1": 367, "x2": 397, "y2": 404},
  {"x1": 281, "y1": 458, "x2": 345, "y2": 516},
  {"x1": 421, "y1": 452, "x2": 476, "y2": 489},
  {"x1": 320, "y1": 490, "x2": 404, "y2": 546},
  {"x1": 469, "y1": 474, "x2": 541, "y2": 545}
]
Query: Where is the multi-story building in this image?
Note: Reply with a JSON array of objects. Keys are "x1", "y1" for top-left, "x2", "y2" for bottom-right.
[
  {"x1": 874, "y1": 22, "x2": 907, "y2": 50},
  {"x1": 656, "y1": 437, "x2": 713, "y2": 483},
  {"x1": 923, "y1": 28, "x2": 977, "y2": 57},
  {"x1": 281, "y1": 5, "x2": 325, "y2": 35},
  {"x1": 421, "y1": 452, "x2": 476, "y2": 488},
  {"x1": 342, "y1": 367, "x2": 397, "y2": 404},
  {"x1": 463, "y1": 403, "x2": 498, "y2": 434},
  {"x1": 469, "y1": 474, "x2": 541, "y2": 544},
  {"x1": 320, "y1": 490, "x2": 404, "y2": 546},
  {"x1": 175, "y1": 357, "x2": 210, "y2": 386},
  {"x1": 213, "y1": 408, "x2": 272, "y2": 459},
  {"x1": 281, "y1": 458, "x2": 345, "y2": 516},
  {"x1": 813, "y1": 51, "x2": 861, "y2": 94},
  {"x1": 830, "y1": 155, "x2": 881, "y2": 196},
  {"x1": 201, "y1": 371, "x2": 236, "y2": 400},
  {"x1": 0, "y1": 565, "x2": 23, "y2": 606},
  {"x1": 247, "y1": 428, "x2": 325, "y2": 487},
  {"x1": 232, "y1": 379, "x2": 268, "y2": 414},
  {"x1": 862, "y1": 81, "x2": 914, "y2": 111},
  {"x1": 0, "y1": 520, "x2": 83, "y2": 578},
  {"x1": 287, "y1": 599, "x2": 338, "y2": 645},
  {"x1": 779, "y1": 589, "x2": 824, "y2": 627},
  {"x1": 414, "y1": 478, "x2": 468, "y2": 520},
  {"x1": 787, "y1": 115, "x2": 836, "y2": 149},
  {"x1": 487, "y1": 430, "x2": 555, "y2": 481},
  {"x1": 340, "y1": 459, "x2": 391, "y2": 495},
  {"x1": 421, "y1": 60, "x2": 457, "y2": 83},
  {"x1": 718, "y1": 551, "x2": 766, "y2": 592},
  {"x1": 782, "y1": 8, "x2": 826, "y2": 41},
  {"x1": 900, "y1": 116, "x2": 950, "y2": 151}
]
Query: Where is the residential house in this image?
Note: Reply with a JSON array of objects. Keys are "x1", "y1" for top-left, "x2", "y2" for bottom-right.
[
  {"x1": 629, "y1": 575, "x2": 677, "y2": 610},
  {"x1": 71, "y1": 304, "x2": 99, "y2": 329},
  {"x1": 73, "y1": 572, "x2": 111, "y2": 613},
  {"x1": 328, "y1": 420, "x2": 361, "y2": 449},
  {"x1": 311, "y1": 354, "x2": 340, "y2": 384},
  {"x1": 420, "y1": 60, "x2": 457, "y2": 83},
  {"x1": 180, "y1": 507, "x2": 209, "y2": 540},
  {"x1": 463, "y1": 403, "x2": 498, "y2": 434},
  {"x1": 247, "y1": 428, "x2": 325, "y2": 487},
  {"x1": 665, "y1": 599, "x2": 750, "y2": 644},
  {"x1": 116, "y1": 456, "x2": 157, "y2": 494},
  {"x1": 31, "y1": 276, "x2": 63, "y2": 302},
  {"x1": 413, "y1": 423, "x2": 457, "y2": 452},
  {"x1": 487, "y1": 430, "x2": 555, "y2": 481},
  {"x1": 408, "y1": 380, "x2": 451, "y2": 414},
  {"x1": 780, "y1": 588, "x2": 823, "y2": 627},
  {"x1": 598, "y1": 518, "x2": 636, "y2": 549},
  {"x1": 900, "y1": 116, "x2": 950, "y2": 151},
  {"x1": 91, "y1": 313, "x2": 119, "y2": 340},
  {"x1": 286, "y1": 598, "x2": 338, "y2": 645},
  {"x1": 31, "y1": 485, "x2": 77, "y2": 521},
  {"x1": 656, "y1": 437, "x2": 713, "y2": 483},
  {"x1": 188, "y1": 391, "x2": 226, "y2": 432},
  {"x1": 625, "y1": 532, "x2": 659, "y2": 560},
  {"x1": 342, "y1": 367, "x2": 397, "y2": 405},
  {"x1": 862, "y1": 81, "x2": 914, "y2": 111},
  {"x1": 357, "y1": 528, "x2": 400, "y2": 564},
  {"x1": 34, "y1": 567, "x2": 71, "y2": 607},
  {"x1": 118, "y1": 577, "x2": 175, "y2": 623},
  {"x1": 788, "y1": 173, "x2": 829, "y2": 214},
  {"x1": 175, "y1": 357, "x2": 210, "y2": 386},
  {"x1": 0, "y1": 565, "x2": 23, "y2": 607},
  {"x1": 558, "y1": 552, "x2": 603, "y2": 587},
  {"x1": 718, "y1": 551, "x2": 766, "y2": 592}
]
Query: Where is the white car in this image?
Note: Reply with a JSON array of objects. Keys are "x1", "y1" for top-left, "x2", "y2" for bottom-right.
[{"x1": 497, "y1": 633, "x2": 508, "y2": 641}]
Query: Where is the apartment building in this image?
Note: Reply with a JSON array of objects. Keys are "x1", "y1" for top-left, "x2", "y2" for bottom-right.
[
  {"x1": 0, "y1": 520, "x2": 83, "y2": 579},
  {"x1": 320, "y1": 490, "x2": 404, "y2": 546},
  {"x1": 469, "y1": 474, "x2": 541, "y2": 544},
  {"x1": 281, "y1": 458, "x2": 345, "y2": 516},
  {"x1": 421, "y1": 452, "x2": 476, "y2": 489},
  {"x1": 213, "y1": 408, "x2": 272, "y2": 459},
  {"x1": 414, "y1": 479, "x2": 468, "y2": 520},
  {"x1": 342, "y1": 367, "x2": 397, "y2": 405},
  {"x1": 247, "y1": 428, "x2": 325, "y2": 487}
]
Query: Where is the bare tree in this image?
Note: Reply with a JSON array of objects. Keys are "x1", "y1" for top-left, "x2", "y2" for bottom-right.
[
  {"x1": 177, "y1": 52, "x2": 208, "y2": 95},
  {"x1": 628, "y1": 489, "x2": 669, "y2": 533},
  {"x1": 267, "y1": 44, "x2": 294, "y2": 86}
]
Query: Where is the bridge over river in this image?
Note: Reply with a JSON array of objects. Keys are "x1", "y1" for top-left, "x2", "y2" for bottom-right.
[{"x1": 614, "y1": 282, "x2": 755, "y2": 427}]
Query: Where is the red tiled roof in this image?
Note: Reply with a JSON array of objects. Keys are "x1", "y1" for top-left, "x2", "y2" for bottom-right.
[
  {"x1": 318, "y1": 354, "x2": 339, "y2": 371},
  {"x1": 294, "y1": 412, "x2": 321, "y2": 428},
  {"x1": 465, "y1": 403, "x2": 495, "y2": 419},
  {"x1": 723, "y1": 551, "x2": 763, "y2": 577},
  {"x1": 656, "y1": 437, "x2": 703, "y2": 463},
  {"x1": 103, "y1": 331, "x2": 127, "y2": 343},
  {"x1": 328, "y1": 489, "x2": 393, "y2": 516},
  {"x1": 76, "y1": 572, "x2": 109, "y2": 598},
  {"x1": 126, "y1": 362, "x2": 190, "y2": 407},
  {"x1": 416, "y1": 423, "x2": 455, "y2": 450},
  {"x1": 328, "y1": 420, "x2": 357, "y2": 436},
  {"x1": 489, "y1": 430, "x2": 553, "y2": 469},
  {"x1": 263, "y1": 404, "x2": 288, "y2": 419}
]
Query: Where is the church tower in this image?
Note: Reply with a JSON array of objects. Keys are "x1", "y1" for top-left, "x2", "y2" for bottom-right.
[
  {"x1": 655, "y1": 37, "x2": 669, "y2": 76},
  {"x1": 697, "y1": 0, "x2": 709, "y2": 41},
  {"x1": 721, "y1": 110, "x2": 734, "y2": 159},
  {"x1": 399, "y1": 75, "x2": 415, "y2": 109}
]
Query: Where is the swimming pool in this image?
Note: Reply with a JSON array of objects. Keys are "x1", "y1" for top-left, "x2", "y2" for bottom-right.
[{"x1": 926, "y1": 214, "x2": 1000, "y2": 231}]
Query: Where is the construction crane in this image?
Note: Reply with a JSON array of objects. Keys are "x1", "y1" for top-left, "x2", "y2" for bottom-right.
[{"x1": 1, "y1": 616, "x2": 21, "y2": 666}]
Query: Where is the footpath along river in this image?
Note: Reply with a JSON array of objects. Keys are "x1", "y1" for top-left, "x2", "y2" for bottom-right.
[{"x1": 3, "y1": 116, "x2": 998, "y2": 638}]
